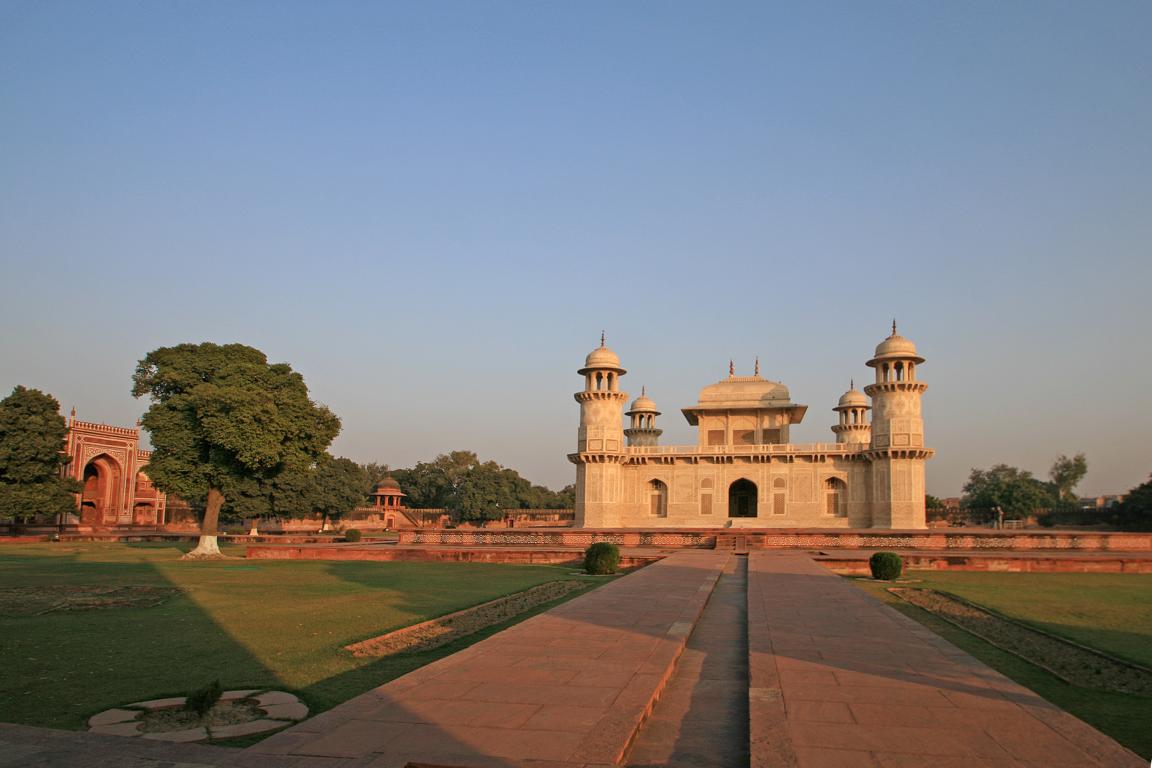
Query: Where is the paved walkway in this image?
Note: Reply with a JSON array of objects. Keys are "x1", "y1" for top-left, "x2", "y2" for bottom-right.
[
  {"x1": 747, "y1": 551, "x2": 1144, "y2": 768},
  {"x1": 625, "y1": 555, "x2": 749, "y2": 767},
  {"x1": 1, "y1": 550, "x2": 1144, "y2": 767},
  {"x1": 244, "y1": 551, "x2": 728, "y2": 767}
]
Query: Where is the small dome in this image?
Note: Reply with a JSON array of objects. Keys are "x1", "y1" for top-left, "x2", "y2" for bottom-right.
[
  {"x1": 874, "y1": 334, "x2": 918, "y2": 359},
  {"x1": 868, "y1": 323, "x2": 924, "y2": 365},
  {"x1": 837, "y1": 388, "x2": 868, "y2": 408},
  {"x1": 374, "y1": 476, "x2": 401, "y2": 492},
  {"x1": 578, "y1": 335, "x2": 626, "y2": 375},
  {"x1": 584, "y1": 345, "x2": 621, "y2": 370},
  {"x1": 628, "y1": 394, "x2": 658, "y2": 413}
]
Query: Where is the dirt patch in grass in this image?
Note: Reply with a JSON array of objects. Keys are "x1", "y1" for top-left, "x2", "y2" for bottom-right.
[
  {"x1": 0, "y1": 585, "x2": 181, "y2": 616},
  {"x1": 139, "y1": 699, "x2": 264, "y2": 733},
  {"x1": 892, "y1": 588, "x2": 1152, "y2": 696},
  {"x1": 347, "y1": 580, "x2": 587, "y2": 657}
]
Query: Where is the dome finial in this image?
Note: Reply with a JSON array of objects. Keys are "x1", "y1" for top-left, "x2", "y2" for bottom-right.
[
  {"x1": 600, "y1": 330, "x2": 606, "y2": 348},
  {"x1": 850, "y1": 378, "x2": 854, "y2": 390},
  {"x1": 891, "y1": 318, "x2": 897, "y2": 336},
  {"x1": 729, "y1": 359, "x2": 735, "y2": 377},
  {"x1": 754, "y1": 356, "x2": 760, "y2": 376},
  {"x1": 641, "y1": 385, "x2": 646, "y2": 397}
]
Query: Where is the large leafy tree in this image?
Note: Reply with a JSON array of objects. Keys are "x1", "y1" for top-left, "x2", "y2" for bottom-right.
[
  {"x1": 132, "y1": 343, "x2": 340, "y2": 557},
  {"x1": 0, "y1": 386, "x2": 80, "y2": 523},
  {"x1": 961, "y1": 464, "x2": 1056, "y2": 519},
  {"x1": 1049, "y1": 453, "x2": 1088, "y2": 503}
]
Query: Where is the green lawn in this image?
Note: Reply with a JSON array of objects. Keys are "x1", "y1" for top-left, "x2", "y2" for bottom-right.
[
  {"x1": 0, "y1": 542, "x2": 597, "y2": 732},
  {"x1": 852, "y1": 571, "x2": 1152, "y2": 759},
  {"x1": 891, "y1": 571, "x2": 1152, "y2": 667}
]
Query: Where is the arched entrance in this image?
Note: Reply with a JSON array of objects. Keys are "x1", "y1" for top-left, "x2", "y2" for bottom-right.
[
  {"x1": 728, "y1": 479, "x2": 758, "y2": 518},
  {"x1": 81, "y1": 455, "x2": 122, "y2": 526}
]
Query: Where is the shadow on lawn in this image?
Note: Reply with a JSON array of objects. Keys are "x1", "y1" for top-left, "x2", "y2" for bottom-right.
[{"x1": 0, "y1": 544, "x2": 286, "y2": 730}]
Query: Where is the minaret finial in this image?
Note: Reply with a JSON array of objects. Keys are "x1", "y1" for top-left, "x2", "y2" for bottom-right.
[
  {"x1": 754, "y1": 356, "x2": 760, "y2": 376},
  {"x1": 70, "y1": 406, "x2": 76, "y2": 422},
  {"x1": 600, "y1": 331, "x2": 606, "y2": 348},
  {"x1": 892, "y1": 318, "x2": 897, "y2": 336},
  {"x1": 729, "y1": 359, "x2": 735, "y2": 377}
]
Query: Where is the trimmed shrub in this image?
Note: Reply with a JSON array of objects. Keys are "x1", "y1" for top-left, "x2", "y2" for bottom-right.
[
  {"x1": 583, "y1": 542, "x2": 621, "y2": 575},
  {"x1": 869, "y1": 551, "x2": 903, "y2": 580},
  {"x1": 184, "y1": 679, "x2": 222, "y2": 717},
  {"x1": 344, "y1": 528, "x2": 362, "y2": 542}
]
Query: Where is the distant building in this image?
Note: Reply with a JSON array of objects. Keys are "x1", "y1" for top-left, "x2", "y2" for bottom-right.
[
  {"x1": 570, "y1": 326, "x2": 933, "y2": 529},
  {"x1": 1079, "y1": 495, "x2": 1125, "y2": 512},
  {"x1": 62, "y1": 414, "x2": 194, "y2": 528}
]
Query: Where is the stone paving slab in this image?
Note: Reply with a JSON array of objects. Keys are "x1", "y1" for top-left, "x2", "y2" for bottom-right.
[
  {"x1": 746, "y1": 551, "x2": 1146, "y2": 768},
  {"x1": 244, "y1": 551, "x2": 727, "y2": 767}
]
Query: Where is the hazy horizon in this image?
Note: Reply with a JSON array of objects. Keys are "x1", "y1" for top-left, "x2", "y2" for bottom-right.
[{"x1": 3, "y1": 2, "x2": 1149, "y2": 498}]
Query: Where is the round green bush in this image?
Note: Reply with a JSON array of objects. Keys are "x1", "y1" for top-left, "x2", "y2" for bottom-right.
[
  {"x1": 583, "y1": 542, "x2": 621, "y2": 575},
  {"x1": 344, "y1": 528, "x2": 362, "y2": 542},
  {"x1": 869, "y1": 551, "x2": 903, "y2": 580}
]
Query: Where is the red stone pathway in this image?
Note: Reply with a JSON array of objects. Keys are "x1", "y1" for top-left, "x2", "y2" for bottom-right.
[
  {"x1": 243, "y1": 550, "x2": 729, "y2": 767},
  {"x1": 625, "y1": 555, "x2": 749, "y2": 767},
  {"x1": 747, "y1": 551, "x2": 1144, "y2": 768}
]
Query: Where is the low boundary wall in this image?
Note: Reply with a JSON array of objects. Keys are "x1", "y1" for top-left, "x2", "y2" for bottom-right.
[
  {"x1": 399, "y1": 527, "x2": 1152, "y2": 552},
  {"x1": 246, "y1": 544, "x2": 661, "y2": 567},
  {"x1": 816, "y1": 552, "x2": 1152, "y2": 574}
]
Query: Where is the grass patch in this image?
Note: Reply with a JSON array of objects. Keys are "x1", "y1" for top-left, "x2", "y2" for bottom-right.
[
  {"x1": 851, "y1": 572, "x2": 1152, "y2": 759},
  {"x1": 0, "y1": 542, "x2": 605, "y2": 733}
]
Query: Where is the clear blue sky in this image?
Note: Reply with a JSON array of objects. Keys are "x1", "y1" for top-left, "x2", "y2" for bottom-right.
[{"x1": 2, "y1": 1, "x2": 1149, "y2": 497}]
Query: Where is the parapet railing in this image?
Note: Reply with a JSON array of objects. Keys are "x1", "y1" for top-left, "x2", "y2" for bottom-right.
[{"x1": 628, "y1": 443, "x2": 868, "y2": 457}]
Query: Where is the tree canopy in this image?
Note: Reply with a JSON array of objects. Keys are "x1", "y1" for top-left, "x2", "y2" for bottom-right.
[
  {"x1": 132, "y1": 343, "x2": 340, "y2": 555},
  {"x1": 961, "y1": 464, "x2": 1054, "y2": 519},
  {"x1": 1049, "y1": 453, "x2": 1088, "y2": 502},
  {"x1": 389, "y1": 451, "x2": 573, "y2": 522},
  {"x1": 1113, "y1": 475, "x2": 1152, "y2": 531},
  {"x1": 0, "y1": 386, "x2": 80, "y2": 522}
]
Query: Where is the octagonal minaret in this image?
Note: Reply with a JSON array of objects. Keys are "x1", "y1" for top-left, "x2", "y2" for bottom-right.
[
  {"x1": 864, "y1": 322, "x2": 933, "y2": 528},
  {"x1": 831, "y1": 382, "x2": 870, "y2": 445},
  {"x1": 570, "y1": 334, "x2": 628, "y2": 527},
  {"x1": 624, "y1": 387, "x2": 662, "y2": 447}
]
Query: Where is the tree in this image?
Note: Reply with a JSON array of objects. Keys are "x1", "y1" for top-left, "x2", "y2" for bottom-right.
[
  {"x1": 132, "y1": 343, "x2": 340, "y2": 557},
  {"x1": 311, "y1": 456, "x2": 368, "y2": 527},
  {"x1": 389, "y1": 450, "x2": 573, "y2": 521},
  {"x1": 0, "y1": 386, "x2": 80, "y2": 523},
  {"x1": 360, "y1": 462, "x2": 392, "y2": 494},
  {"x1": 961, "y1": 464, "x2": 1055, "y2": 520},
  {"x1": 1049, "y1": 453, "x2": 1088, "y2": 503},
  {"x1": 1112, "y1": 475, "x2": 1152, "y2": 531}
]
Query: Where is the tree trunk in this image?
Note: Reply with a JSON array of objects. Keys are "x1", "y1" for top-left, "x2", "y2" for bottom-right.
[{"x1": 184, "y1": 487, "x2": 225, "y2": 559}]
